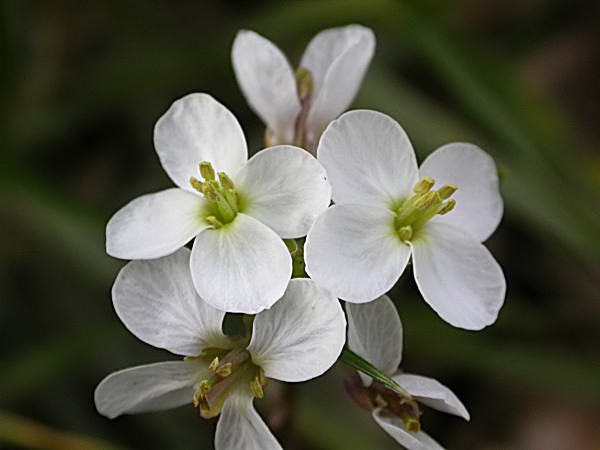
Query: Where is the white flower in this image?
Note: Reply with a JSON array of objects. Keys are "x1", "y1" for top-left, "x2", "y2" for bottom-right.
[
  {"x1": 305, "y1": 110, "x2": 506, "y2": 330},
  {"x1": 94, "y1": 248, "x2": 346, "y2": 450},
  {"x1": 106, "y1": 93, "x2": 331, "y2": 314},
  {"x1": 346, "y1": 296, "x2": 469, "y2": 450},
  {"x1": 232, "y1": 25, "x2": 375, "y2": 152}
]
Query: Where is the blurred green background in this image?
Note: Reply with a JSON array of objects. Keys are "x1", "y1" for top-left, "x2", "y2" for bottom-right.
[{"x1": 1, "y1": 1, "x2": 599, "y2": 449}]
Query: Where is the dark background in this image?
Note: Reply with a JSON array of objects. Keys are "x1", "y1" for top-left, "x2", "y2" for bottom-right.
[{"x1": 1, "y1": 1, "x2": 599, "y2": 449}]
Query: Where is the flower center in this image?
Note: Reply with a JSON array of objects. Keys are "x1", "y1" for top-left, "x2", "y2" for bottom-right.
[
  {"x1": 345, "y1": 375, "x2": 422, "y2": 432},
  {"x1": 393, "y1": 177, "x2": 457, "y2": 242},
  {"x1": 189, "y1": 161, "x2": 242, "y2": 228},
  {"x1": 189, "y1": 346, "x2": 267, "y2": 419}
]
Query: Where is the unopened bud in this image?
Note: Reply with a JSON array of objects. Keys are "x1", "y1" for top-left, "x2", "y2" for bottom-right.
[
  {"x1": 438, "y1": 184, "x2": 457, "y2": 199},
  {"x1": 413, "y1": 177, "x2": 434, "y2": 194}
]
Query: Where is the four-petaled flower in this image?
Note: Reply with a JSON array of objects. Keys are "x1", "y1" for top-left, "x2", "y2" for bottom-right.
[
  {"x1": 106, "y1": 93, "x2": 331, "y2": 314},
  {"x1": 94, "y1": 248, "x2": 346, "y2": 450},
  {"x1": 346, "y1": 296, "x2": 469, "y2": 450},
  {"x1": 232, "y1": 25, "x2": 375, "y2": 152},
  {"x1": 305, "y1": 109, "x2": 506, "y2": 330}
]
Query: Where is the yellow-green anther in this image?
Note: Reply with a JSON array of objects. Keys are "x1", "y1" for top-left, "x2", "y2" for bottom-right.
[
  {"x1": 438, "y1": 184, "x2": 457, "y2": 199},
  {"x1": 397, "y1": 225, "x2": 413, "y2": 242},
  {"x1": 295, "y1": 67, "x2": 314, "y2": 100},
  {"x1": 215, "y1": 363, "x2": 232, "y2": 377},
  {"x1": 218, "y1": 172, "x2": 235, "y2": 190},
  {"x1": 414, "y1": 191, "x2": 438, "y2": 210},
  {"x1": 413, "y1": 177, "x2": 434, "y2": 194},
  {"x1": 208, "y1": 357, "x2": 220, "y2": 372},
  {"x1": 190, "y1": 176, "x2": 204, "y2": 192},
  {"x1": 199, "y1": 379, "x2": 212, "y2": 395},
  {"x1": 200, "y1": 161, "x2": 215, "y2": 181},
  {"x1": 205, "y1": 216, "x2": 223, "y2": 229},
  {"x1": 250, "y1": 376, "x2": 264, "y2": 399},
  {"x1": 404, "y1": 416, "x2": 421, "y2": 433},
  {"x1": 437, "y1": 199, "x2": 456, "y2": 215}
]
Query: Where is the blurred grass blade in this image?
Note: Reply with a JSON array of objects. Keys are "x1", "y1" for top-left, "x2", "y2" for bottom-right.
[{"x1": 0, "y1": 410, "x2": 125, "y2": 450}]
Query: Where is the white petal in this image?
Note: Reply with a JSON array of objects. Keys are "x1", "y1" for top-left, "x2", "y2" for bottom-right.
[
  {"x1": 305, "y1": 204, "x2": 411, "y2": 303},
  {"x1": 112, "y1": 248, "x2": 230, "y2": 356},
  {"x1": 235, "y1": 145, "x2": 331, "y2": 238},
  {"x1": 247, "y1": 279, "x2": 346, "y2": 382},
  {"x1": 190, "y1": 214, "x2": 291, "y2": 314},
  {"x1": 410, "y1": 222, "x2": 506, "y2": 330},
  {"x1": 393, "y1": 373, "x2": 470, "y2": 420},
  {"x1": 317, "y1": 110, "x2": 419, "y2": 208},
  {"x1": 372, "y1": 409, "x2": 444, "y2": 450},
  {"x1": 215, "y1": 388, "x2": 282, "y2": 450},
  {"x1": 346, "y1": 296, "x2": 403, "y2": 386},
  {"x1": 106, "y1": 188, "x2": 207, "y2": 260},
  {"x1": 94, "y1": 360, "x2": 206, "y2": 419},
  {"x1": 301, "y1": 25, "x2": 375, "y2": 139},
  {"x1": 419, "y1": 143, "x2": 503, "y2": 242},
  {"x1": 154, "y1": 93, "x2": 248, "y2": 189},
  {"x1": 231, "y1": 30, "x2": 301, "y2": 143}
]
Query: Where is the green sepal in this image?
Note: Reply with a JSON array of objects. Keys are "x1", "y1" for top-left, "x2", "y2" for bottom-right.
[{"x1": 340, "y1": 347, "x2": 412, "y2": 399}]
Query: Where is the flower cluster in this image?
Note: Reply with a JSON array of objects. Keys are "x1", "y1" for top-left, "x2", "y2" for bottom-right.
[{"x1": 95, "y1": 24, "x2": 506, "y2": 450}]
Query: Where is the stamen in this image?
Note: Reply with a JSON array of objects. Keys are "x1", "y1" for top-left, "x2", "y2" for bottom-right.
[
  {"x1": 437, "y1": 199, "x2": 456, "y2": 215},
  {"x1": 205, "y1": 216, "x2": 223, "y2": 228},
  {"x1": 413, "y1": 191, "x2": 437, "y2": 210},
  {"x1": 215, "y1": 363, "x2": 232, "y2": 377},
  {"x1": 413, "y1": 177, "x2": 434, "y2": 194},
  {"x1": 199, "y1": 161, "x2": 215, "y2": 181},
  {"x1": 208, "y1": 357, "x2": 220, "y2": 372},
  {"x1": 189, "y1": 176, "x2": 204, "y2": 192},
  {"x1": 250, "y1": 376, "x2": 264, "y2": 399},
  {"x1": 438, "y1": 184, "x2": 457, "y2": 199}
]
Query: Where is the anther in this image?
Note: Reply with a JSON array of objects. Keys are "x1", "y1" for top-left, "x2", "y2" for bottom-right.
[
  {"x1": 413, "y1": 191, "x2": 437, "y2": 210},
  {"x1": 437, "y1": 199, "x2": 456, "y2": 215},
  {"x1": 205, "y1": 216, "x2": 223, "y2": 228},
  {"x1": 190, "y1": 176, "x2": 204, "y2": 192},
  {"x1": 208, "y1": 357, "x2": 220, "y2": 371},
  {"x1": 215, "y1": 363, "x2": 232, "y2": 377},
  {"x1": 438, "y1": 184, "x2": 457, "y2": 200},
  {"x1": 199, "y1": 161, "x2": 215, "y2": 181},
  {"x1": 413, "y1": 177, "x2": 435, "y2": 194},
  {"x1": 250, "y1": 376, "x2": 264, "y2": 399},
  {"x1": 217, "y1": 172, "x2": 235, "y2": 190}
]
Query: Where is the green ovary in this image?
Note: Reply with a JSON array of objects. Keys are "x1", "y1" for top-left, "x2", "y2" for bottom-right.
[
  {"x1": 189, "y1": 161, "x2": 243, "y2": 228},
  {"x1": 393, "y1": 176, "x2": 457, "y2": 242}
]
